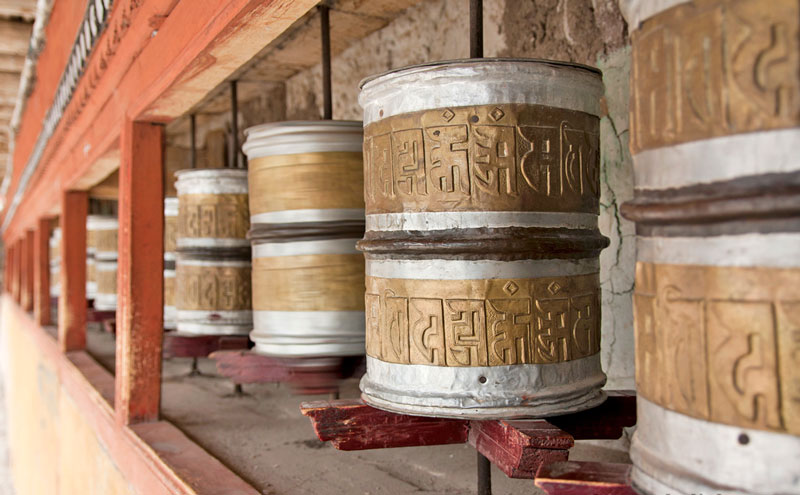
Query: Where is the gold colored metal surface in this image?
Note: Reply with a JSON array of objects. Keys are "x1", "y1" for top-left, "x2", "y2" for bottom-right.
[
  {"x1": 164, "y1": 272, "x2": 175, "y2": 307},
  {"x1": 252, "y1": 254, "x2": 365, "y2": 311},
  {"x1": 363, "y1": 104, "x2": 600, "y2": 215},
  {"x1": 95, "y1": 229, "x2": 117, "y2": 254},
  {"x1": 95, "y1": 268, "x2": 117, "y2": 294},
  {"x1": 164, "y1": 216, "x2": 177, "y2": 253},
  {"x1": 631, "y1": 0, "x2": 800, "y2": 153},
  {"x1": 175, "y1": 262, "x2": 251, "y2": 311},
  {"x1": 87, "y1": 230, "x2": 97, "y2": 251},
  {"x1": 87, "y1": 260, "x2": 96, "y2": 284},
  {"x1": 365, "y1": 273, "x2": 601, "y2": 366},
  {"x1": 249, "y1": 152, "x2": 364, "y2": 216},
  {"x1": 178, "y1": 193, "x2": 249, "y2": 240},
  {"x1": 634, "y1": 262, "x2": 800, "y2": 435}
]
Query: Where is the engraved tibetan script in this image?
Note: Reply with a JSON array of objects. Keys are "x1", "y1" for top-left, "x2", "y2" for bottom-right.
[
  {"x1": 631, "y1": 0, "x2": 800, "y2": 152},
  {"x1": 634, "y1": 262, "x2": 800, "y2": 435},
  {"x1": 178, "y1": 193, "x2": 249, "y2": 240},
  {"x1": 364, "y1": 104, "x2": 600, "y2": 215},
  {"x1": 365, "y1": 273, "x2": 601, "y2": 367},
  {"x1": 176, "y1": 263, "x2": 252, "y2": 311}
]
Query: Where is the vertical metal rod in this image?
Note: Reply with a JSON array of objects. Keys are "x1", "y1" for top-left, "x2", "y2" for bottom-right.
[
  {"x1": 319, "y1": 4, "x2": 332, "y2": 120},
  {"x1": 477, "y1": 451, "x2": 491, "y2": 495},
  {"x1": 469, "y1": 0, "x2": 483, "y2": 58},
  {"x1": 230, "y1": 80, "x2": 239, "y2": 168},
  {"x1": 190, "y1": 114, "x2": 197, "y2": 169}
]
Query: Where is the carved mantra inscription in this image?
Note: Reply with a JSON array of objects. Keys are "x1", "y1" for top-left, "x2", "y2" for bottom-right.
[
  {"x1": 178, "y1": 194, "x2": 249, "y2": 240},
  {"x1": 249, "y1": 152, "x2": 364, "y2": 217},
  {"x1": 164, "y1": 272, "x2": 175, "y2": 308},
  {"x1": 164, "y1": 215, "x2": 177, "y2": 253},
  {"x1": 95, "y1": 268, "x2": 117, "y2": 294},
  {"x1": 365, "y1": 273, "x2": 600, "y2": 367},
  {"x1": 363, "y1": 104, "x2": 600, "y2": 215},
  {"x1": 87, "y1": 260, "x2": 96, "y2": 284},
  {"x1": 95, "y1": 229, "x2": 118, "y2": 254},
  {"x1": 631, "y1": 0, "x2": 800, "y2": 152},
  {"x1": 635, "y1": 262, "x2": 800, "y2": 435},
  {"x1": 175, "y1": 263, "x2": 251, "y2": 311}
]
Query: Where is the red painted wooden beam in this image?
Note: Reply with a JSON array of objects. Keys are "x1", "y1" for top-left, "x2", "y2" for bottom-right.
[
  {"x1": 58, "y1": 191, "x2": 87, "y2": 352},
  {"x1": 535, "y1": 461, "x2": 636, "y2": 495},
  {"x1": 301, "y1": 400, "x2": 469, "y2": 451},
  {"x1": 23, "y1": 229, "x2": 34, "y2": 311},
  {"x1": 33, "y1": 218, "x2": 51, "y2": 326},
  {"x1": 115, "y1": 120, "x2": 164, "y2": 426}
]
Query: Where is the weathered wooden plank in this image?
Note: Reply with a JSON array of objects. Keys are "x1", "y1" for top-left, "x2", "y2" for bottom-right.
[
  {"x1": 547, "y1": 391, "x2": 636, "y2": 440},
  {"x1": 58, "y1": 190, "x2": 87, "y2": 352},
  {"x1": 468, "y1": 420, "x2": 572, "y2": 479},
  {"x1": 535, "y1": 461, "x2": 635, "y2": 495},
  {"x1": 33, "y1": 217, "x2": 51, "y2": 325},
  {"x1": 115, "y1": 120, "x2": 164, "y2": 425},
  {"x1": 301, "y1": 399, "x2": 469, "y2": 451}
]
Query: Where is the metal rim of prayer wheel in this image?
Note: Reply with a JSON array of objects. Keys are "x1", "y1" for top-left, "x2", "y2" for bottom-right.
[
  {"x1": 93, "y1": 259, "x2": 117, "y2": 311},
  {"x1": 87, "y1": 215, "x2": 118, "y2": 261},
  {"x1": 621, "y1": 0, "x2": 800, "y2": 493},
  {"x1": 243, "y1": 121, "x2": 366, "y2": 357},
  {"x1": 356, "y1": 58, "x2": 609, "y2": 419}
]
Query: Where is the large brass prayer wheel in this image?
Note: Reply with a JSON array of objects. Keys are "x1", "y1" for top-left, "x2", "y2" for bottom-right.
[
  {"x1": 164, "y1": 197, "x2": 178, "y2": 330},
  {"x1": 86, "y1": 215, "x2": 117, "y2": 300},
  {"x1": 93, "y1": 260, "x2": 117, "y2": 311},
  {"x1": 174, "y1": 169, "x2": 252, "y2": 335},
  {"x1": 242, "y1": 121, "x2": 366, "y2": 357},
  {"x1": 357, "y1": 59, "x2": 609, "y2": 419},
  {"x1": 620, "y1": 1, "x2": 800, "y2": 494}
]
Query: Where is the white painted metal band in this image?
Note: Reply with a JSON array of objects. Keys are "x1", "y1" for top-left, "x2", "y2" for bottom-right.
[
  {"x1": 163, "y1": 197, "x2": 178, "y2": 216},
  {"x1": 94, "y1": 251, "x2": 117, "y2": 262},
  {"x1": 86, "y1": 282, "x2": 97, "y2": 298},
  {"x1": 250, "y1": 310, "x2": 365, "y2": 357},
  {"x1": 617, "y1": 0, "x2": 690, "y2": 30},
  {"x1": 87, "y1": 215, "x2": 118, "y2": 230},
  {"x1": 163, "y1": 305, "x2": 177, "y2": 329},
  {"x1": 360, "y1": 354, "x2": 606, "y2": 419},
  {"x1": 242, "y1": 120, "x2": 363, "y2": 159},
  {"x1": 633, "y1": 129, "x2": 800, "y2": 190},
  {"x1": 176, "y1": 258, "x2": 250, "y2": 268},
  {"x1": 176, "y1": 309, "x2": 252, "y2": 336},
  {"x1": 164, "y1": 252, "x2": 176, "y2": 262},
  {"x1": 637, "y1": 233, "x2": 800, "y2": 268},
  {"x1": 630, "y1": 397, "x2": 800, "y2": 495},
  {"x1": 93, "y1": 293, "x2": 117, "y2": 311},
  {"x1": 360, "y1": 60, "x2": 603, "y2": 125},
  {"x1": 175, "y1": 322, "x2": 251, "y2": 336},
  {"x1": 176, "y1": 238, "x2": 250, "y2": 249},
  {"x1": 163, "y1": 268, "x2": 175, "y2": 277},
  {"x1": 250, "y1": 208, "x2": 365, "y2": 225},
  {"x1": 252, "y1": 238, "x2": 360, "y2": 258},
  {"x1": 366, "y1": 258, "x2": 599, "y2": 280},
  {"x1": 95, "y1": 260, "x2": 117, "y2": 271},
  {"x1": 366, "y1": 211, "x2": 598, "y2": 232},
  {"x1": 174, "y1": 169, "x2": 248, "y2": 195}
]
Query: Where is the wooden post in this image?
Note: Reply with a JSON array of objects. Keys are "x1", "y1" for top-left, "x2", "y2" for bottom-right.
[
  {"x1": 23, "y1": 229, "x2": 34, "y2": 311},
  {"x1": 13, "y1": 240, "x2": 21, "y2": 303},
  {"x1": 34, "y1": 218, "x2": 52, "y2": 325},
  {"x1": 59, "y1": 191, "x2": 88, "y2": 352},
  {"x1": 115, "y1": 120, "x2": 164, "y2": 425}
]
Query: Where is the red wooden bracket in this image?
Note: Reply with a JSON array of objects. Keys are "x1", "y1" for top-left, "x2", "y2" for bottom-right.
[
  {"x1": 211, "y1": 351, "x2": 365, "y2": 395},
  {"x1": 535, "y1": 461, "x2": 636, "y2": 495},
  {"x1": 162, "y1": 334, "x2": 249, "y2": 359}
]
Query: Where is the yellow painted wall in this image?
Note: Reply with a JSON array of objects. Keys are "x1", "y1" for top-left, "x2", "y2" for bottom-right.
[{"x1": 1, "y1": 299, "x2": 133, "y2": 495}]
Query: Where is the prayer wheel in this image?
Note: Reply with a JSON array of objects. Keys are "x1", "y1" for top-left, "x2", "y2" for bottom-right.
[
  {"x1": 86, "y1": 215, "x2": 117, "y2": 299},
  {"x1": 93, "y1": 260, "x2": 117, "y2": 311},
  {"x1": 357, "y1": 59, "x2": 609, "y2": 419},
  {"x1": 174, "y1": 169, "x2": 252, "y2": 336},
  {"x1": 242, "y1": 121, "x2": 365, "y2": 357},
  {"x1": 49, "y1": 227, "x2": 60, "y2": 298},
  {"x1": 620, "y1": 1, "x2": 800, "y2": 493},
  {"x1": 163, "y1": 197, "x2": 178, "y2": 330}
]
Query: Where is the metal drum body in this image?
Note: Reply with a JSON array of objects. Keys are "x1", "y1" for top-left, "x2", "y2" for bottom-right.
[
  {"x1": 163, "y1": 197, "x2": 178, "y2": 330},
  {"x1": 243, "y1": 121, "x2": 365, "y2": 357},
  {"x1": 87, "y1": 215, "x2": 117, "y2": 299},
  {"x1": 174, "y1": 169, "x2": 251, "y2": 336},
  {"x1": 357, "y1": 59, "x2": 609, "y2": 419},
  {"x1": 621, "y1": 1, "x2": 800, "y2": 494},
  {"x1": 94, "y1": 259, "x2": 117, "y2": 311},
  {"x1": 50, "y1": 227, "x2": 61, "y2": 298}
]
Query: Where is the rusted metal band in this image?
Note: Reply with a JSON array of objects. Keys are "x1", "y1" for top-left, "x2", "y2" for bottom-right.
[
  {"x1": 363, "y1": 103, "x2": 600, "y2": 215},
  {"x1": 248, "y1": 152, "x2": 364, "y2": 220},
  {"x1": 249, "y1": 220, "x2": 365, "y2": 243},
  {"x1": 630, "y1": 0, "x2": 800, "y2": 153},
  {"x1": 634, "y1": 261, "x2": 800, "y2": 435},
  {"x1": 175, "y1": 260, "x2": 252, "y2": 312},
  {"x1": 365, "y1": 272, "x2": 600, "y2": 367}
]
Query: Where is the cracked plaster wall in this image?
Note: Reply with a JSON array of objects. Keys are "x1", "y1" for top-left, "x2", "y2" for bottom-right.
[{"x1": 286, "y1": 0, "x2": 636, "y2": 390}]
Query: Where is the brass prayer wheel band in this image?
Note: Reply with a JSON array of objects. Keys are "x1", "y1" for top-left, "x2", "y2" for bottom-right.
[
  {"x1": 630, "y1": 0, "x2": 800, "y2": 154},
  {"x1": 175, "y1": 260, "x2": 252, "y2": 312},
  {"x1": 363, "y1": 103, "x2": 600, "y2": 216},
  {"x1": 634, "y1": 261, "x2": 800, "y2": 436},
  {"x1": 248, "y1": 152, "x2": 364, "y2": 219},
  {"x1": 177, "y1": 193, "x2": 250, "y2": 242}
]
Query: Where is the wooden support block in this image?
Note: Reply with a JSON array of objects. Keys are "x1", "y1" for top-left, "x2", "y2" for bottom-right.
[
  {"x1": 34, "y1": 218, "x2": 51, "y2": 325},
  {"x1": 301, "y1": 399, "x2": 469, "y2": 451},
  {"x1": 163, "y1": 334, "x2": 249, "y2": 359},
  {"x1": 115, "y1": 120, "x2": 164, "y2": 425},
  {"x1": 59, "y1": 190, "x2": 88, "y2": 352},
  {"x1": 535, "y1": 461, "x2": 635, "y2": 495},
  {"x1": 210, "y1": 350, "x2": 290, "y2": 384},
  {"x1": 547, "y1": 391, "x2": 636, "y2": 440},
  {"x1": 468, "y1": 420, "x2": 572, "y2": 479}
]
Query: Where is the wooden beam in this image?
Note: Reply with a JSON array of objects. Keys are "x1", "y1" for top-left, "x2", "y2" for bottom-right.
[
  {"x1": 13, "y1": 239, "x2": 21, "y2": 303},
  {"x1": 115, "y1": 120, "x2": 164, "y2": 426},
  {"x1": 535, "y1": 461, "x2": 636, "y2": 495},
  {"x1": 58, "y1": 191, "x2": 87, "y2": 352},
  {"x1": 33, "y1": 217, "x2": 51, "y2": 325},
  {"x1": 22, "y1": 228, "x2": 34, "y2": 311}
]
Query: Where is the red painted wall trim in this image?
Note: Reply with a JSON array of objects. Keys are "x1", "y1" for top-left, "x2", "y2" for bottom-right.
[{"x1": 58, "y1": 191, "x2": 87, "y2": 352}]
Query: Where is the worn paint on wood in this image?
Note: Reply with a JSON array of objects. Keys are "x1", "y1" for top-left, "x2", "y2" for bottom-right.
[
  {"x1": 58, "y1": 191, "x2": 87, "y2": 352},
  {"x1": 535, "y1": 461, "x2": 635, "y2": 495}
]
